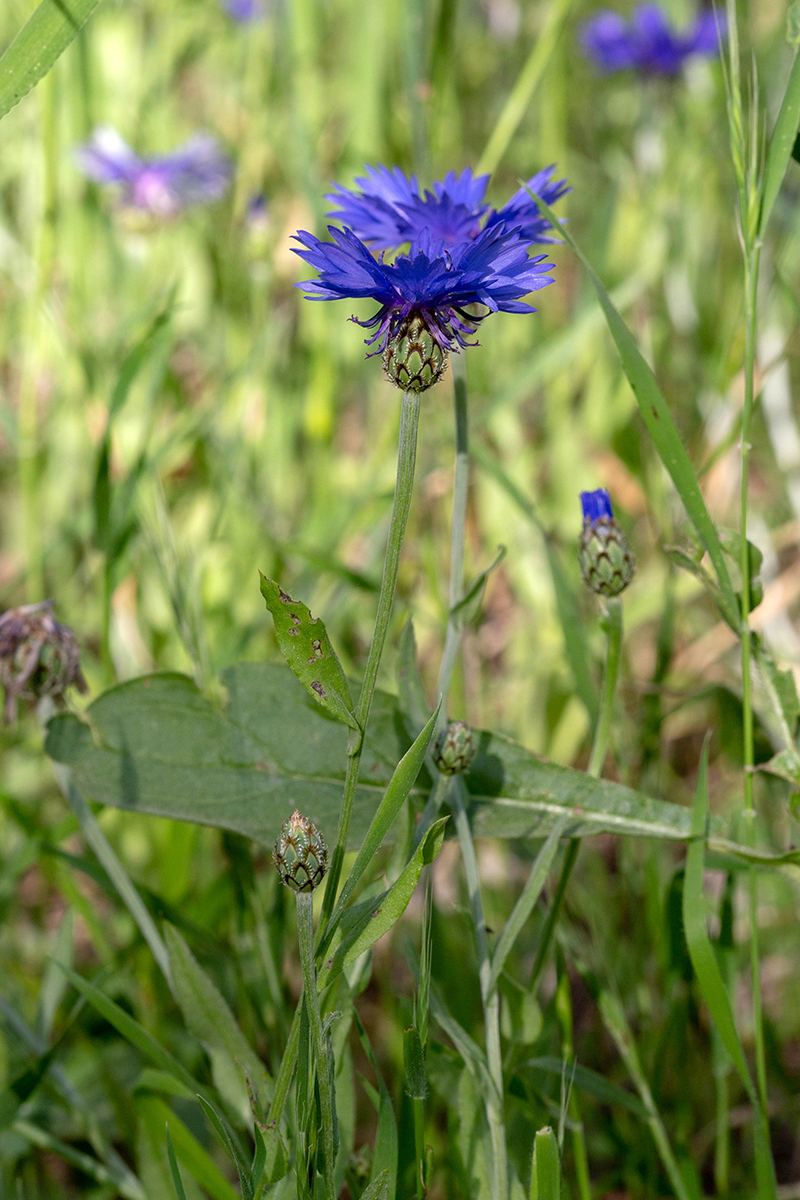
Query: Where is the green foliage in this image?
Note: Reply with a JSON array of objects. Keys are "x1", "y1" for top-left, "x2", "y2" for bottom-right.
[{"x1": 0, "y1": 0, "x2": 104, "y2": 121}]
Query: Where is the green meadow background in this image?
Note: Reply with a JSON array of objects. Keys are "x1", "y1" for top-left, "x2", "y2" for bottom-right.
[{"x1": 1, "y1": 0, "x2": 800, "y2": 1194}]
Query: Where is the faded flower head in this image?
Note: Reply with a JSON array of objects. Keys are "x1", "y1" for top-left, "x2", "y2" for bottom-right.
[
  {"x1": 274, "y1": 809, "x2": 328, "y2": 893},
  {"x1": 0, "y1": 602, "x2": 87, "y2": 723},
  {"x1": 433, "y1": 720, "x2": 477, "y2": 776},
  {"x1": 326, "y1": 163, "x2": 569, "y2": 252},
  {"x1": 580, "y1": 4, "x2": 725, "y2": 75},
  {"x1": 579, "y1": 489, "x2": 635, "y2": 597},
  {"x1": 293, "y1": 222, "x2": 554, "y2": 393},
  {"x1": 75, "y1": 128, "x2": 231, "y2": 217}
]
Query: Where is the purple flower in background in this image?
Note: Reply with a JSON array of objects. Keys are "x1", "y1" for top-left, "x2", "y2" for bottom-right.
[
  {"x1": 293, "y1": 222, "x2": 554, "y2": 391},
  {"x1": 580, "y1": 4, "x2": 725, "y2": 74},
  {"x1": 326, "y1": 163, "x2": 569, "y2": 251},
  {"x1": 75, "y1": 128, "x2": 231, "y2": 216},
  {"x1": 224, "y1": 0, "x2": 264, "y2": 21}
]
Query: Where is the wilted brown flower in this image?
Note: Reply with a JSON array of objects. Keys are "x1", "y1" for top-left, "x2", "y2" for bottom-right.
[{"x1": 0, "y1": 602, "x2": 87, "y2": 723}]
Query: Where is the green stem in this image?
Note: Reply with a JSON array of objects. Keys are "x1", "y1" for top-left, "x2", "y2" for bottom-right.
[
  {"x1": 319, "y1": 389, "x2": 421, "y2": 940},
  {"x1": 741, "y1": 239, "x2": 769, "y2": 1117},
  {"x1": 452, "y1": 779, "x2": 507, "y2": 1200},
  {"x1": 295, "y1": 892, "x2": 336, "y2": 1200},
  {"x1": 529, "y1": 596, "x2": 623, "y2": 995},
  {"x1": 413, "y1": 1096, "x2": 426, "y2": 1200},
  {"x1": 434, "y1": 351, "x2": 470, "y2": 730}
]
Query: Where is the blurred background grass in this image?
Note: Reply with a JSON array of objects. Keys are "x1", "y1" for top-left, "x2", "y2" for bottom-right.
[{"x1": 2, "y1": 0, "x2": 800, "y2": 1194}]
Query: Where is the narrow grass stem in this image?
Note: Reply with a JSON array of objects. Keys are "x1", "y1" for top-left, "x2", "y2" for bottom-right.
[
  {"x1": 741, "y1": 241, "x2": 769, "y2": 1118},
  {"x1": 529, "y1": 597, "x2": 623, "y2": 995},
  {"x1": 319, "y1": 390, "x2": 421, "y2": 940},
  {"x1": 434, "y1": 352, "x2": 469, "y2": 731},
  {"x1": 295, "y1": 892, "x2": 336, "y2": 1200},
  {"x1": 452, "y1": 779, "x2": 508, "y2": 1200}
]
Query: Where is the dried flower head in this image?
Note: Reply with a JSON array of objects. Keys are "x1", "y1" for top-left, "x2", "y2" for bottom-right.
[
  {"x1": 274, "y1": 810, "x2": 328, "y2": 893},
  {"x1": 578, "y1": 490, "x2": 636, "y2": 597},
  {"x1": 0, "y1": 602, "x2": 87, "y2": 723},
  {"x1": 433, "y1": 720, "x2": 477, "y2": 776}
]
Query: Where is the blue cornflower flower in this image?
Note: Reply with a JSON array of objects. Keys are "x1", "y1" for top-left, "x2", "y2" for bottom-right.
[
  {"x1": 326, "y1": 163, "x2": 569, "y2": 252},
  {"x1": 581, "y1": 4, "x2": 725, "y2": 75},
  {"x1": 75, "y1": 128, "x2": 231, "y2": 217},
  {"x1": 579, "y1": 490, "x2": 635, "y2": 595},
  {"x1": 293, "y1": 223, "x2": 555, "y2": 392}
]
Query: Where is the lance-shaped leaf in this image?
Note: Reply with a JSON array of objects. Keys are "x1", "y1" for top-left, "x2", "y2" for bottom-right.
[
  {"x1": 0, "y1": 0, "x2": 104, "y2": 122},
  {"x1": 259, "y1": 574, "x2": 359, "y2": 731}
]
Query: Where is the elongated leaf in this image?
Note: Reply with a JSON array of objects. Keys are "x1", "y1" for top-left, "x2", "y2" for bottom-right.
[
  {"x1": 682, "y1": 748, "x2": 777, "y2": 1200},
  {"x1": 0, "y1": 0, "x2": 104, "y2": 122},
  {"x1": 526, "y1": 189, "x2": 739, "y2": 630},
  {"x1": 60, "y1": 967, "x2": 202, "y2": 1098},
  {"x1": 165, "y1": 1127, "x2": 188, "y2": 1200},
  {"x1": 259, "y1": 575, "x2": 359, "y2": 731},
  {"x1": 396, "y1": 618, "x2": 431, "y2": 739},
  {"x1": 135, "y1": 1097, "x2": 240, "y2": 1200},
  {"x1": 322, "y1": 819, "x2": 448, "y2": 983},
  {"x1": 759, "y1": 48, "x2": 800, "y2": 239},
  {"x1": 471, "y1": 443, "x2": 597, "y2": 723},
  {"x1": 164, "y1": 925, "x2": 272, "y2": 1113},
  {"x1": 522, "y1": 1057, "x2": 647, "y2": 1120},
  {"x1": 321, "y1": 706, "x2": 439, "y2": 952},
  {"x1": 0, "y1": 1039, "x2": 63, "y2": 1131},
  {"x1": 45, "y1": 662, "x2": 708, "y2": 848},
  {"x1": 196, "y1": 1096, "x2": 253, "y2": 1200},
  {"x1": 530, "y1": 1127, "x2": 561, "y2": 1200},
  {"x1": 488, "y1": 817, "x2": 568, "y2": 993},
  {"x1": 451, "y1": 546, "x2": 506, "y2": 625},
  {"x1": 354, "y1": 1012, "x2": 398, "y2": 1194},
  {"x1": 14, "y1": 1119, "x2": 145, "y2": 1200}
]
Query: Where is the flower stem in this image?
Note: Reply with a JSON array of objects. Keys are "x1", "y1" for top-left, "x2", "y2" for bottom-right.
[
  {"x1": 434, "y1": 352, "x2": 469, "y2": 727},
  {"x1": 452, "y1": 777, "x2": 508, "y2": 1200},
  {"x1": 318, "y1": 389, "x2": 421, "y2": 941},
  {"x1": 528, "y1": 596, "x2": 623, "y2": 995},
  {"x1": 295, "y1": 891, "x2": 336, "y2": 1200}
]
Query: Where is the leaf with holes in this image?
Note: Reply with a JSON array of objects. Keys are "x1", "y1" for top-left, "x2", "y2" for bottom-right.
[{"x1": 259, "y1": 575, "x2": 359, "y2": 732}]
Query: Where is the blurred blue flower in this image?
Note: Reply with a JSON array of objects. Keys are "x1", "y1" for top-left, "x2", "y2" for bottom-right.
[
  {"x1": 224, "y1": 0, "x2": 264, "y2": 21},
  {"x1": 580, "y1": 489, "x2": 614, "y2": 522},
  {"x1": 75, "y1": 128, "x2": 231, "y2": 216},
  {"x1": 293, "y1": 223, "x2": 554, "y2": 356},
  {"x1": 580, "y1": 4, "x2": 725, "y2": 74},
  {"x1": 326, "y1": 163, "x2": 569, "y2": 251}
]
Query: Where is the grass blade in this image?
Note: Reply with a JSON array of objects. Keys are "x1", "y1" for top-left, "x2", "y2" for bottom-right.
[
  {"x1": 525, "y1": 188, "x2": 739, "y2": 631},
  {"x1": 759, "y1": 49, "x2": 800, "y2": 239},
  {"x1": 682, "y1": 744, "x2": 777, "y2": 1199},
  {"x1": 165, "y1": 1126, "x2": 188, "y2": 1200},
  {"x1": 488, "y1": 816, "x2": 568, "y2": 993},
  {"x1": 530, "y1": 1126, "x2": 561, "y2": 1200},
  {"x1": 0, "y1": 0, "x2": 104, "y2": 121}
]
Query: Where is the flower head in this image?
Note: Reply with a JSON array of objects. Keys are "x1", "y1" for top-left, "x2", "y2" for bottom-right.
[
  {"x1": 0, "y1": 602, "x2": 87, "y2": 723},
  {"x1": 579, "y1": 490, "x2": 635, "y2": 596},
  {"x1": 433, "y1": 720, "x2": 477, "y2": 775},
  {"x1": 580, "y1": 4, "x2": 725, "y2": 75},
  {"x1": 75, "y1": 128, "x2": 231, "y2": 216},
  {"x1": 294, "y1": 222, "x2": 554, "y2": 390},
  {"x1": 326, "y1": 163, "x2": 569, "y2": 251}
]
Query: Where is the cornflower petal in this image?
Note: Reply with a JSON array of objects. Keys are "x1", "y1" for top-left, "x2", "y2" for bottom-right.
[{"x1": 580, "y1": 3, "x2": 725, "y2": 74}]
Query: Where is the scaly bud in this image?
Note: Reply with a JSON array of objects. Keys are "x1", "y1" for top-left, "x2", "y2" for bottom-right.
[
  {"x1": 0, "y1": 602, "x2": 87, "y2": 723},
  {"x1": 433, "y1": 720, "x2": 476, "y2": 776},
  {"x1": 274, "y1": 810, "x2": 328, "y2": 892},
  {"x1": 382, "y1": 314, "x2": 449, "y2": 394},
  {"x1": 578, "y1": 489, "x2": 635, "y2": 597}
]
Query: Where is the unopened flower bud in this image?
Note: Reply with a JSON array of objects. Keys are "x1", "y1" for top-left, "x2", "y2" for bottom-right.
[
  {"x1": 382, "y1": 314, "x2": 449, "y2": 394},
  {"x1": 0, "y1": 602, "x2": 87, "y2": 723},
  {"x1": 433, "y1": 720, "x2": 476, "y2": 776},
  {"x1": 578, "y1": 489, "x2": 635, "y2": 597},
  {"x1": 274, "y1": 810, "x2": 328, "y2": 892}
]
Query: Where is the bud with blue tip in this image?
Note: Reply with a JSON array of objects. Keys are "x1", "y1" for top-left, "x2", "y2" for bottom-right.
[{"x1": 578, "y1": 489, "x2": 635, "y2": 597}]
